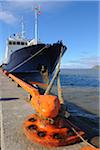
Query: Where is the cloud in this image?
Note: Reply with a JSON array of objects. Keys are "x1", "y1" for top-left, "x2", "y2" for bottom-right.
[
  {"x1": 61, "y1": 56, "x2": 100, "y2": 68},
  {"x1": 79, "y1": 56, "x2": 100, "y2": 65},
  {"x1": 0, "y1": 1, "x2": 69, "y2": 24},
  {"x1": 0, "y1": 10, "x2": 17, "y2": 24},
  {"x1": 0, "y1": 1, "x2": 69, "y2": 13}
]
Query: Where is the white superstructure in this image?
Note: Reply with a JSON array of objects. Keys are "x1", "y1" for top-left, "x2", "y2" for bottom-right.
[
  {"x1": 3, "y1": 6, "x2": 41, "y2": 64},
  {"x1": 3, "y1": 35, "x2": 29, "y2": 64}
]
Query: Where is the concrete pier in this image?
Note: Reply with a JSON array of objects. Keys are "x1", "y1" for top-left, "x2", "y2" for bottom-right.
[{"x1": 0, "y1": 69, "x2": 97, "y2": 150}]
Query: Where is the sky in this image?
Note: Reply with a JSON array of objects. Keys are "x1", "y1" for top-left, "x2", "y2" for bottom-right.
[{"x1": 0, "y1": 0, "x2": 99, "y2": 68}]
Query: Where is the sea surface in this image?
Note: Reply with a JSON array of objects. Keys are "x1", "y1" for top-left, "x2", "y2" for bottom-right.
[
  {"x1": 19, "y1": 68, "x2": 99, "y2": 88},
  {"x1": 58, "y1": 69, "x2": 99, "y2": 87},
  {"x1": 54, "y1": 69, "x2": 100, "y2": 140}
]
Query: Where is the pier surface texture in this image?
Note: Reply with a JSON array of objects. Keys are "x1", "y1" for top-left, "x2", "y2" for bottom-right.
[{"x1": 0, "y1": 69, "x2": 95, "y2": 150}]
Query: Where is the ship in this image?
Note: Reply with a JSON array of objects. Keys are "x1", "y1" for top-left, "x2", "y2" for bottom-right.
[{"x1": 2, "y1": 7, "x2": 67, "y2": 83}]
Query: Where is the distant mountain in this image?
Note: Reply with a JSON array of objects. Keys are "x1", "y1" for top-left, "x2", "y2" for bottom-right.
[{"x1": 92, "y1": 65, "x2": 100, "y2": 69}]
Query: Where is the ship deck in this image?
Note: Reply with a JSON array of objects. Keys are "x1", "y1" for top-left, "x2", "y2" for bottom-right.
[{"x1": 0, "y1": 68, "x2": 95, "y2": 150}]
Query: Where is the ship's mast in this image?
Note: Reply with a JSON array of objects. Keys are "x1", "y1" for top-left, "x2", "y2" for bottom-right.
[
  {"x1": 21, "y1": 16, "x2": 25, "y2": 38},
  {"x1": 35, "y1": 6, "x2": 40, "y2": 43}
]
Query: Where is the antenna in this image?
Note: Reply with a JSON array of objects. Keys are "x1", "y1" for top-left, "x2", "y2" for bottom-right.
[
  {"x1": 21, "y1": 16, "x2": 25, "y2": 38},
  {"x1": 34, "y1": 6, "x2": 41, "y2": 42}
]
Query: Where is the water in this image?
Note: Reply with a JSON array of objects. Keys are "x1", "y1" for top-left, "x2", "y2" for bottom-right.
[
  {"x1": 59, "y1": 69, "x2": 99, "y2": 87},
  {"x1": 53, "y1": 69, "x2": 99, "y2": 136},
  {"x1": 19, "y1": 68, "x2": 99, "y2": 88}
]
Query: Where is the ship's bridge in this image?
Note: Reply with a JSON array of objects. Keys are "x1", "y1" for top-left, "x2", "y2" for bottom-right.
[
  {"x1": 3, "y1": 36, "x2": 29, "y2": 64},
  {"x1": 8, "y1": 37, "x2": 28, "y2": 52},
  {"x1": 3, "y1": 35, "x2": 42, "y2": 64}
]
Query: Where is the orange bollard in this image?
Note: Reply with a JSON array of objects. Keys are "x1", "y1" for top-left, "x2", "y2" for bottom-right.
[
  {"x1": 31, "y1": 94, "x2": 60, "y2": 118},
  {"x1": 8, "y1": 73, "x2": 85, "y2": 147},
  {"x1": 23, "y1": 114, "x2": 85, "y2": 147}
]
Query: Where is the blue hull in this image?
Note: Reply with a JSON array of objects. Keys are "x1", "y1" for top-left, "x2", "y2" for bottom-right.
[{"x1": 2, "y1": 43, "x2": 66, "y2": 82}]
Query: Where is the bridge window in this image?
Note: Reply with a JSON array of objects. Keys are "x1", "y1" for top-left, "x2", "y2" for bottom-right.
[
  {"x1": 17, "y1": 41, "x2": 20, "y2": 45},
  {"x1": 9, "y1": 41, "x2": 12, "y2": 45},
  {"x1": 13, "y1": 41, "x2": 16, "y2": 45},
  {"x1": 21, "y1": 42, "x2": 24, "y2": 45}
]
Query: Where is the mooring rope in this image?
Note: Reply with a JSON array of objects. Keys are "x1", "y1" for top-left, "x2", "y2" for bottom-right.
[
  {"x1": 44, "y1": 46, "x2": 96, "y2": 149},
  {"x1": 71, "y1": 127, "x2": 96, "y2": 149},
  {"x1": 57, "y1": 47, "x2": 64, "y2": 104},
  {"x1": 44, "y1": 47, "x2": 63, "y2": 95}
]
